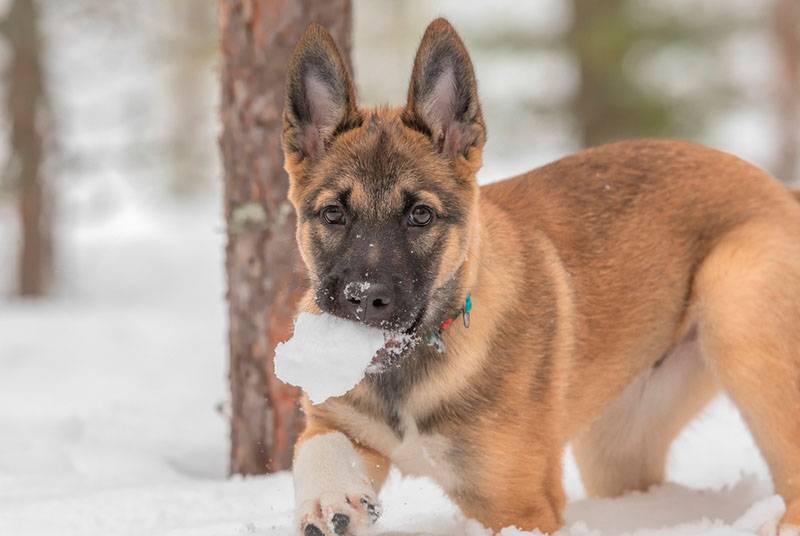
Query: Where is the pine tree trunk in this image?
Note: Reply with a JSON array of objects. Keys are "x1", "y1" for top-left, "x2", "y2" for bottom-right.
[
  {"x1": 773, "y1": 0, "x2": 799, "y2": 183},
  {"x1": 219, "y1": 0, "x2": 353, "y2": 475},
  {"x1": 6, "y1": 0, "x2": 50, "y2": 296}
]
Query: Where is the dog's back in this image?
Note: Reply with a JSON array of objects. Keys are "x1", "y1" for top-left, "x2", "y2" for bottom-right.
[{"x1": 482, "y1": 138, "x2": 800, "y2": 430}]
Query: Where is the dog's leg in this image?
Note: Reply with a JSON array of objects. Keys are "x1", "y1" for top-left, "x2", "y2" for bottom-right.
[
  {"x1": 454, "y1": 431, "x2": 565, "y2": 534},
  {"x1": 695, "y1": 220, "x2": 800, "y2": 535},
  {"x1": 572, "y1": 334, "x2": 718, "y2": 497},
  {"x1": 293, "y1": 418, "x2": 389, "y2": 536}
]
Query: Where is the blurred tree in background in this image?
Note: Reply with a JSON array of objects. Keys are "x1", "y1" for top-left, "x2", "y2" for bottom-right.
[
  {"x1": 3, "y1": 0, "x2": 52, "y2": 296},
  {"x1": 570, "y1": 0, "x2": 739, "y2": 146},
  {"x1": 773, "y1": 0, "x2": 799, "y2": 183},
  {"x1": 160, "y1": 1, "x2": 218, "y2": 197}
]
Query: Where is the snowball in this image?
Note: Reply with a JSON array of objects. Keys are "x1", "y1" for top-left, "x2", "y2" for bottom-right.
[{"x1": 274, "y1": 312, "x2": 386, "y2": 404}]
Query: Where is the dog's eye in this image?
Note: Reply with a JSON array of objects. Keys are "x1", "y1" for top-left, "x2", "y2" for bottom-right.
[
  {"x1": 321, "y1": 205, "x2": 345, "y2": 225},
  {"x1": 408, "y1": 204, "x2": 435, "y2": 227}
]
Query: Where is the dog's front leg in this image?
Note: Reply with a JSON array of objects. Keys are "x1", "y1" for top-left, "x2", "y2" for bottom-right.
[
  {"x1": 294, "y1": 424, "x2": 388, "y2": 536},
  {"x1": 455, "y1": 445, "x2": 565, "y2": 534}
]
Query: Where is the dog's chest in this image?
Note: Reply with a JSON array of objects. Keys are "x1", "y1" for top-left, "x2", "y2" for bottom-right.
[
  {"x1": 389, "y1": 414, "x2": 459, "y2": 489},
  {"x1": 344, "y1": 403, "x2": 461, "y2": 491}
]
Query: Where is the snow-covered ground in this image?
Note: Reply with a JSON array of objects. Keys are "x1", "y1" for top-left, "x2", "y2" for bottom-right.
[{"x1": 0, "y1": 199, "x2": 788, "y2": 535}]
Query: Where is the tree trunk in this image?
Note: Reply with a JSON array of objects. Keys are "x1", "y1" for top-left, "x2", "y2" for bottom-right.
[
  {"x1": 570, "y1": 0, "x2": 677, "y2": 148},
  {"x1": 571, "y1": 0, "x2": 630, "y2": 148},
  {"x1": 773, "y1": 0, "x2": 799, "y2": 183},
  {"x1": 219, "y1": 0, "x2": 353, "y2": 475},
  {"x1": 165, "y1": 1, "x2": 216, "y2": 197},
  {"x1": 6, "y1": 0, "x2": 51, "y2": 296}
]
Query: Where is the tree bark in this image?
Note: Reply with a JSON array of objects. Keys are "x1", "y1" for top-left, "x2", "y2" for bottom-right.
[
  {"x1": 219, "y1": 0, "x2": 353, "y2": 475},
  {"x1": 773, "y1": 0, "x2": 799, "y2": 183},
  {"x1": 6, "y1": 0, "x2": 51, "y2": 296}
]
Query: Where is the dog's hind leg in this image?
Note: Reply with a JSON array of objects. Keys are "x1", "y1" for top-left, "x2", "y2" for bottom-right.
[
  {"x1": 694, "y1": 219, "x2": 800, "y2": 534},
  {"x1": 572, "y1": 333, "x2": 719, "y2": 497}
]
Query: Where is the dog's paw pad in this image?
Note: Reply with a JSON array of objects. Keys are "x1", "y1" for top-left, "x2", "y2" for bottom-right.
[
  {"x1": 304, "y1": 524, "x2": 325, "y2": 536},
  {"x1": 330, "y1": 513, "x2": 350, "y2": 534}
]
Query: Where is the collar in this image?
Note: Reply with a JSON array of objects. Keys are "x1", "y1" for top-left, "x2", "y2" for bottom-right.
[
  {"x1": 440, "y1": 292, "x2": 472, "y2": 331},
  {"x1": 426, "y1": 293, "x2": 472, "y2": 351}
]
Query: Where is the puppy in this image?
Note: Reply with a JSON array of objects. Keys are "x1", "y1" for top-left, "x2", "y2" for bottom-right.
[{"x1": 281, "y1": 18, "x2": 800, "y2": 536}]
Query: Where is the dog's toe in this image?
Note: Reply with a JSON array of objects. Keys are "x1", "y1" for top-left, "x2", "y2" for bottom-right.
[
  {"x1": 330, "y1": 513, "x2": 350, "y2": 535},
  {"x1": 360, "y1": 495, "x2": 381, "y2": 522},
  {"x1": 297, "y1": 490, "x2": 380, "y2": 535},
  {"x1": 304, "y1": 524, "x2": 325, "y2": 536}
]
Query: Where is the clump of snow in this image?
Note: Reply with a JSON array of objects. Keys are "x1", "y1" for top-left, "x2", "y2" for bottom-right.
[{"x1": 274, "y1": 313, "x2": 387, "y2": 404}]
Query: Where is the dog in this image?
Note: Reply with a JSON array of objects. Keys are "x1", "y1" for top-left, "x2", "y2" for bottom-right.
[{"x1": 280, "y1": 18, "x2": 800, "y2": 536}]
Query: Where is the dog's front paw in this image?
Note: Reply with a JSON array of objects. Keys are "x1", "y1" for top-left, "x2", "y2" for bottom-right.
[{"x1": 298, "y1": 492, "x2": 381, "y2": 536}]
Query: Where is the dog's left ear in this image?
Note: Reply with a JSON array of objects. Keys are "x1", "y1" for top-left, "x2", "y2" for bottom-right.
[{"x1": 402, "y1": 18, "x2": 485, "y2": 160}]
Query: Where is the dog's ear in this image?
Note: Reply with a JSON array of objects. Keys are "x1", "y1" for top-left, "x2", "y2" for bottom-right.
[
  {"x1": 402, "y1": 18, "x2": 485, "y2": 160},
  {"x1": 283, "y1": 23, "x2": 361, "y2": 161}
]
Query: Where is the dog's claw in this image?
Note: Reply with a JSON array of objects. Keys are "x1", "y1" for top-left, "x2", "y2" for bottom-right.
[
  {"x1": 361, "y1": 496, "x2": 381, "y2": 523},
  {"x1": 304, "y1": 524, "x2": 325, "y2": 536},
  {"x1": 331, "y1": 513, "x2": 350, "y2": 534}
]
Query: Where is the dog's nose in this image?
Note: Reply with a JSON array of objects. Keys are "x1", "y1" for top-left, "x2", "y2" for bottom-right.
[{"x1": 342, "y1": 281, "x2": 394, "y2": 323}]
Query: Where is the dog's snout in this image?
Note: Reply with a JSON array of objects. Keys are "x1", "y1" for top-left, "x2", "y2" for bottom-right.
[{"x1": 342, "y1": 281, "x2": 394, "y2": 323}]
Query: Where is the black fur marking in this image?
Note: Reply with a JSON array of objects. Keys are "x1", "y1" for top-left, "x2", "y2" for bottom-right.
[{"x1": 363, "y1": 268, "x2": 466, "y2": 436}]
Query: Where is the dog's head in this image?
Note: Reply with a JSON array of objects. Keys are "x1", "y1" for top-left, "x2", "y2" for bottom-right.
[{"x1": 282, "y1": 19, "x2": 484, "y2": 336}]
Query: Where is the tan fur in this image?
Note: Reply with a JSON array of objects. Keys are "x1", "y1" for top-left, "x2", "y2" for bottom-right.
[
  {"x1": 285, "y1": 19, "x2": 800, "y2": 535},
  {"x1": 573, "y1": 333, "x2": 719, "y2": 496},
  {"x1": 297, "y1": 399, "x2": 391, "y2": 493},
  {"x1": 694, "y1": 218, "x2": 800, "y2": 526}
]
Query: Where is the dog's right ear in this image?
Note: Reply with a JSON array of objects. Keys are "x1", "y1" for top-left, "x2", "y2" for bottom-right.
[{"x1": 283, "y1": 24, "x2": 360, "y2": 161}]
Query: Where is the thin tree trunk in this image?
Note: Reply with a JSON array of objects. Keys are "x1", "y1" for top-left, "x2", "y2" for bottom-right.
[
  {"x1": 5, "y1": 0, "x2": 50, "y2": 296},
  {"x1": 219, "y1": 0, "x2": 353, "y2": 475},
  {"x1": 773, "y1": 0, "x2": 800, "y2": 183},
  {"x1": 166, "y1": 1, "x2": 216, "y2": 197}
]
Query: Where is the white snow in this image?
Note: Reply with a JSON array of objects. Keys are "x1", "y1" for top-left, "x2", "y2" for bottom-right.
[
  {"x1": 274, "y1": 312, "x2": 386, "y2": 404},
  {"x1": 0, "y1": 201, "x2": 789, "y2": 536}
]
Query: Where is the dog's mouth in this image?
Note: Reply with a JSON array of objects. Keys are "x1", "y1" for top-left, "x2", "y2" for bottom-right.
[
  {"x1": 365, "y1": 305, "x2": 427, "y2": 372},
  {"x1": 401, "y1": 304, "x2": 427, "y2": 336}
]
